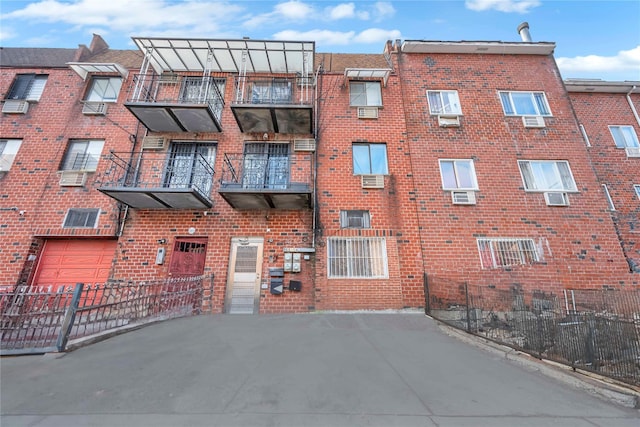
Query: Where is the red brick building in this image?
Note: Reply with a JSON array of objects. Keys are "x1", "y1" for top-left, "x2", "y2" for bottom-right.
[
  {"x1": 1, "y1": 32, "x2": 637, "y2": 314},
  {"x1": 566, "y1": 80, "x2": 640, "y2": 273}
]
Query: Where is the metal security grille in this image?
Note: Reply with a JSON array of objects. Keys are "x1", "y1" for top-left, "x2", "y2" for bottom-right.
[
  {"x1": 477, "y1": 238, "x2": 539, "y2": 269},
  {"x1": 235, "y1": 246, "x2": 258, "y2": 273},
  {"x1": 327, "y1": 237, "x2": 388, "y2": 278},
  {"x1": 242, "y1": 143, "x2": 289, "y2": 189}
]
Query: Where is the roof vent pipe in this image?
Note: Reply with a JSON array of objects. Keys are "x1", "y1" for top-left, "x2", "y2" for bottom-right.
[{"x1": 517, "y1": 22, "x2": 532, "y2": 42}]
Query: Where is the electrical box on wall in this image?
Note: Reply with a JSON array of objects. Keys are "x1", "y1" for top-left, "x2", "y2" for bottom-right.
[
  {"x1": 292, "y1": 253, "x2": 301, "y2": 272},
  {"x1": 284, "y1": 253, "x2": 293, "y2": 272},
  {"x1": 155, "y1": 247, "x2": 166, "y2": 265}
]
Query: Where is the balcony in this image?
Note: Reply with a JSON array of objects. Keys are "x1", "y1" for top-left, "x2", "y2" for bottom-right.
[
  {"x1": 218, "y1": 151, "x2": 312, "y2": 210},
  {"x1": 124, "y1": 74, "x2": 224, "y2": 133},
  {"x1": 231, "y1": 76, "x2": 314, "y2": 134},
  {"x1": 97, "y1": 151, "x2": 215, "y2": 209}
]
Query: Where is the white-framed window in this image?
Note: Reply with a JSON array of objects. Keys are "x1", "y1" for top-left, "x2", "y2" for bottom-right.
[
  {"x1": 634, "y1": 185, "x2": 640, "y2": 200},
  {"x1": 60, "y1": 140, "x2": 104, "y2": 171},
  {"x1": 349, "y1": 81, "x2": 382, "y2": 107},
  {"x1": 327, "y1": 237, "x2": 388, "y2": 278},
  {"x1": 518, "y1": 160, "x2": 577, "y2": 192},
  {"x1": 439, "y1": 159, "x2": 478, "y2": 190},
  {"x1": 63, "y1": 208, "x2": 100, "y2": 228},
  {"x1": 609, "y1": 125, "x2": 639, "y2": 148},
  {"x1": 340, "y1": 210, "x2": 371, "y2": 229},
  {"x1": 0, "y1": 139, "x2": 23, "y2": 172},
  {"x1": 5, "y1": 74, "x2": 48, "y2": 101},
  {"x1": 86, "y1": 77, "x2": 122, "y2": 102},
  {"x1": 427, "y1": 90, "x2": 462, "y2": 115},
  {"x1": 499, "y1": 91, "x2": 551, "y2": 116},
  {"x1": 477, "y1": 238, "x2": 540, "y2": 269},
  {"x1": 353, "y1": 143, "x2": 388, "y2": 175}
]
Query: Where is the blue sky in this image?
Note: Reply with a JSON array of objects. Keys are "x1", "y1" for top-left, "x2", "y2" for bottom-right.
[{"x1": 1, "y1": 0, "x2": 639, "y2": 81}]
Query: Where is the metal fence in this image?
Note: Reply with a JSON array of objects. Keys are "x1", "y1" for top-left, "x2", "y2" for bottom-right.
[
  {"x1": 1, "y1": 274, "x2": 213, "y2": 355},
  {"x1": 424, "y1": 274, "x2": 640, "y2": 387}
]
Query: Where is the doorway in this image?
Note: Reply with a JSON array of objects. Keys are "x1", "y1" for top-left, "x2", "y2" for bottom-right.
[{"x1": 225, "y1": 237, "x2": 264, "y2": 314}]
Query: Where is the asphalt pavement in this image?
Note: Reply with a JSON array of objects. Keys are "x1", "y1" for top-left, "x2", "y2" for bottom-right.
[{"x1": 1, "y1": 312, "x2": 639, "y2": 427}]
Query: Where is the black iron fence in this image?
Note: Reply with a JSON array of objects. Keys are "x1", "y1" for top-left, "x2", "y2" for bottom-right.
[
  {"x1": 1, "y1": 274, "x2": 213, "y2": 355},
  {"x1": 424, "y1": 274, "x2": 640, "y2": 386}
]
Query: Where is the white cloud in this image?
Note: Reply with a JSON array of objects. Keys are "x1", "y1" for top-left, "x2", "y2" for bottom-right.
[
  {"x1": 2, "y1": 0, "x2": 245, "y2": 37},
  {"x1": 0, "y1": 25, "x2": 17, "y2": 43},
  {"x1": 273, "y1": 27, "x2": 401, "y2": 47},
  {"x1": 556, "y1": 45, "x2": 640, "y2": 79},
  {"x1": 274, "y1": 0, "x2": 314, "y2": 20},
  {"x1": 353, "y1": 28, "x2": 401, "y2": 44},
  {"x1": 465, "y1": 0, "x2": 541, "y2": 14},
  {"x1": 327, "y1": 3, "x2": 356, "y2": 20},
  {"x1": 372, "y1": 2, "x2": 396, "y2": 21}
]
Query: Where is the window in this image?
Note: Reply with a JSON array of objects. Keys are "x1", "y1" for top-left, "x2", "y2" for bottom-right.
[
  {"x1": 86, "y1": 77, "x2": 122, "y2": 102},
  {"x1": 353, "y1": 143, "x2": 388, "y2": 175},
  {"x1": 477, "y1": 238, "x2": 540, "y2": 269},
  {"x1": 634, "y1": 185, "x2": 640, "y2": 200},
  {"x1": 499, "y1": 91, "x2": 551, "y2": 116},
  {"x1": 609, "y1": 126, "x2": 639, "y2": 148},
  {"x1": 349, "y1": 81, "x2": 382, "y2": 107},
  {"x1": 439, "y1": 160, "x2": 478, "y2": 190},
  {"x1": 518, "y1": 160, "x2": 577, "y2": 192},
  {"x1": 0, "y1": 139, "x2": 22, "y2": 172},
  {"x1": 6, "y1": 74, "x2": 48, "y2": 101},
  {"x1": 61, "y1": 140, "x2": 104, "y2": 171},
  {"x1": 427, "y1": 90, "x2": 462, "y2": 115},
  {"x1": 340, "y1": 210, "x2": 371, "y2": 229},
  {"x1": 242, "y1": 143, "x2": 289, "y2": 189},
  {"x1": 250, "y1": 80, "x2": 292, "y2": 104},
  {"x1": 165, "y1": 142, "x2": 216, "y2": 196},
  {"x1": 63, "y1": 209, "x2": 100, "y2": 228},
  {"x1": 328, "y1": 237, "x2": 388, "y2": 278}
]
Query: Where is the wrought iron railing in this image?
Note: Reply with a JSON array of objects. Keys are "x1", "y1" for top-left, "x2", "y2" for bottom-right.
[
  {"x1": 424, "y1": 275, "x2": 640, "y2": 386},
  {"x1": 233, "y1": 75, "x2": 314, "y2": 106},
  {"x1": 220, "y1": 152, "x2": 312, "y2": 190},
  {"x1": 126, "y1": 73, "x2": 225, "y2": 122},
  {"x1": 1, "y1": 275, "x2": 213, "y2": 355},
  {"x1": 99, "y1": 151, "x2": 216, "y2": 200}
]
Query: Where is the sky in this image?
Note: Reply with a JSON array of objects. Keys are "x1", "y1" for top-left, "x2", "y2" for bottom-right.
[{"x1": 1, "y1": 0, "x2": 639, "y2": 81}]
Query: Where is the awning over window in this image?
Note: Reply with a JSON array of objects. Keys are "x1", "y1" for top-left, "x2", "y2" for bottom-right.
[
  {"x1": 131, "y1": 37, "x2": 315, "y2": 75},
  {"x1": 344, "y1": 68, "x2": 392, "y2": 87},
  {"x1": 67, "y1": 63, "x2": 129, "y2": 80}
]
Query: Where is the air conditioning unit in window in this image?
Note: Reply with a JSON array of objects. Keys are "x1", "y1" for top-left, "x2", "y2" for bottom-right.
[
  {"x1": 625, "y1": 147, "x2": 640, "y2": 158},
  {"x1": 293, "y1": 138, "x2": 316, "y2": 152},
  {"x1": 142, "y1": 136, "x2": 167, "y2": 150},
  {"x1": 361, "y1": 174, "x2": 384, "y2": 189},
  {"x1": 544, "y1": 192, "x2": 569, "y2": 207},
  {"x1": 438, "y1": 114, "x2": 460, "y2": 128},
  {"x1": 82, "y1": 102, "x2": 108, "y2": 115},
  {"x1": 59, "y1": 171, "x2": 87, "y2": 187},
  {"x1": 2, "y1": 100, "x2": 29, "y2": 114},
  {"x1": 451, "y1": 190, "x2": 476, "y2": 205},
  {"x1": 357, "y1": 107, "x2": 378, "y2": 119},
  {"x1": 522, "y1": 116, "x2": 545, "y2": 128}
]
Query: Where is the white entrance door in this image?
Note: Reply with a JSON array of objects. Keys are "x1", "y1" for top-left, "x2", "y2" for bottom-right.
[{"x1": 226, "y1": 237, "x2": 263, "y2": 314}]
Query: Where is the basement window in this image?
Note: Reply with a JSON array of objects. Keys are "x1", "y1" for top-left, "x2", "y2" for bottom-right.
[
  {"x1": 477, "y1": 238, "x2": 540, "y2": 269},
  {"x1": 63, "y1": 209, "x2": 100, "y2": 228},
  {"x1": 328, "y1": 237, "x2": 388, "y2": 278}
]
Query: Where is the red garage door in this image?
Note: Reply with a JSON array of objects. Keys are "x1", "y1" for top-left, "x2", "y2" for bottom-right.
[{"x1": 33, "y1": 240, "x2": 117, "y2": 290}]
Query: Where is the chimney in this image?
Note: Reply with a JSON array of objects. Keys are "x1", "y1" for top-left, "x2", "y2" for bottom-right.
[{"x1": 517, "y1": 22, "x2": 532, "y2": 42}]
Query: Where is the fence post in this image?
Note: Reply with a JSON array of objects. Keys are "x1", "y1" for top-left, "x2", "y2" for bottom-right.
[
  {"x1": 465, "y1": 282, "x2": 471, "y2": 333},
  {"x1": 423, "y1": 273, "x2": 430, "y2": 315},
  {"x1": 56, "y1": 283, "x2": 84, "y2": 352}
]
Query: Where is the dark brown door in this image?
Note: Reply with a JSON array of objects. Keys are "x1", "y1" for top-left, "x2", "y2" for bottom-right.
[{"x1": 169, "y1": 237, "x2": 207, "y2": 277}]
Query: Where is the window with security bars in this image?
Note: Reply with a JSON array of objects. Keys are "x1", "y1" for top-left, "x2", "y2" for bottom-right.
[
  {"x1": 327, "y1": 237, "x2": 388, "y2": 278},
  {"x1": 340, "y1": 210, "x2": 371, "y2": 228},
  {"x1": 477, "y1": 238, "x2": 540, "y2": 269},
  {"x1": 60, "y1": 140, "x2": 104, "y2": 171},
  {"x1": 63, "y1": 209, "x2": 99, "y2": 228}
]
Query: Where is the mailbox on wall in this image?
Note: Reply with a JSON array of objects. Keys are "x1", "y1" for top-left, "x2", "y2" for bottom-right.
[{"x1": 269, "y1": 267, "x2": 284, "y2": 295}]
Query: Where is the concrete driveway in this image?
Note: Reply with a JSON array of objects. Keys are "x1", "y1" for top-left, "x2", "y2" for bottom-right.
[{"x1": 1, "y1": 312, "x2": 639, "y2": 427}]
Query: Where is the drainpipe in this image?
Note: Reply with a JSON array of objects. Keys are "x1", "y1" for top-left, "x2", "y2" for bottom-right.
[{"x1": 626, "y1": 85, "x2": 640, "y2": 126}]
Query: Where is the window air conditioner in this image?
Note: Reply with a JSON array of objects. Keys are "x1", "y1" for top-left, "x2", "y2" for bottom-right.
[
  {"x1": 361, "y1": 174, "x2": 384, "y2": 189},
  {"x1": 142, "y1": 136, "x2": 167, "y2": 150},
  {"x1": 438, "y1": 115, "x2": 460, "y2": 128},
  {"x1": 2, "y1": 100, "x2": 29, "y2": 114},
  {"x1": 451, "y1": 190, "x2": 476, "y2": 205},
  {"x1": 357, "y1": 107, "x2": 379, "y2": 119},
  {"x1": 544, "y1": 192, "x2": 569, "y2": 206},
  {"x1": 293, "y1": 139, "x2": 316, "y2": 152},
  {"x1": 82, "y1": 102, "x2": 108, "y2": 115},
  {"x1": 625, "y1": 147, "x2": 640, "y2": 158},
  {"x1": 522, "y1": 116, "x2": 545, "y2": 128},
  {"x1": 59, "y1": 171, "x2": 87, "y2": 187}
]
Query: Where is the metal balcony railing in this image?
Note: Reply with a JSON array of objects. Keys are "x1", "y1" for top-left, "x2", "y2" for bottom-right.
[
  {"x1": 220, "y1": 152, "x2": 312, "y2": 191},
  {"x1": 233, "y1": 76, "x2": 314, "y2": 106}
]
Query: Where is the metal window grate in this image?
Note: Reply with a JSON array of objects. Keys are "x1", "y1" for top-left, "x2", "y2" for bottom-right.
[
  {"x1": 327, "y1": 237, "x2": 388, "y2": 278},
  {"x1": 477, "y1": 238, "x2": 539, "y2": 269}
]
